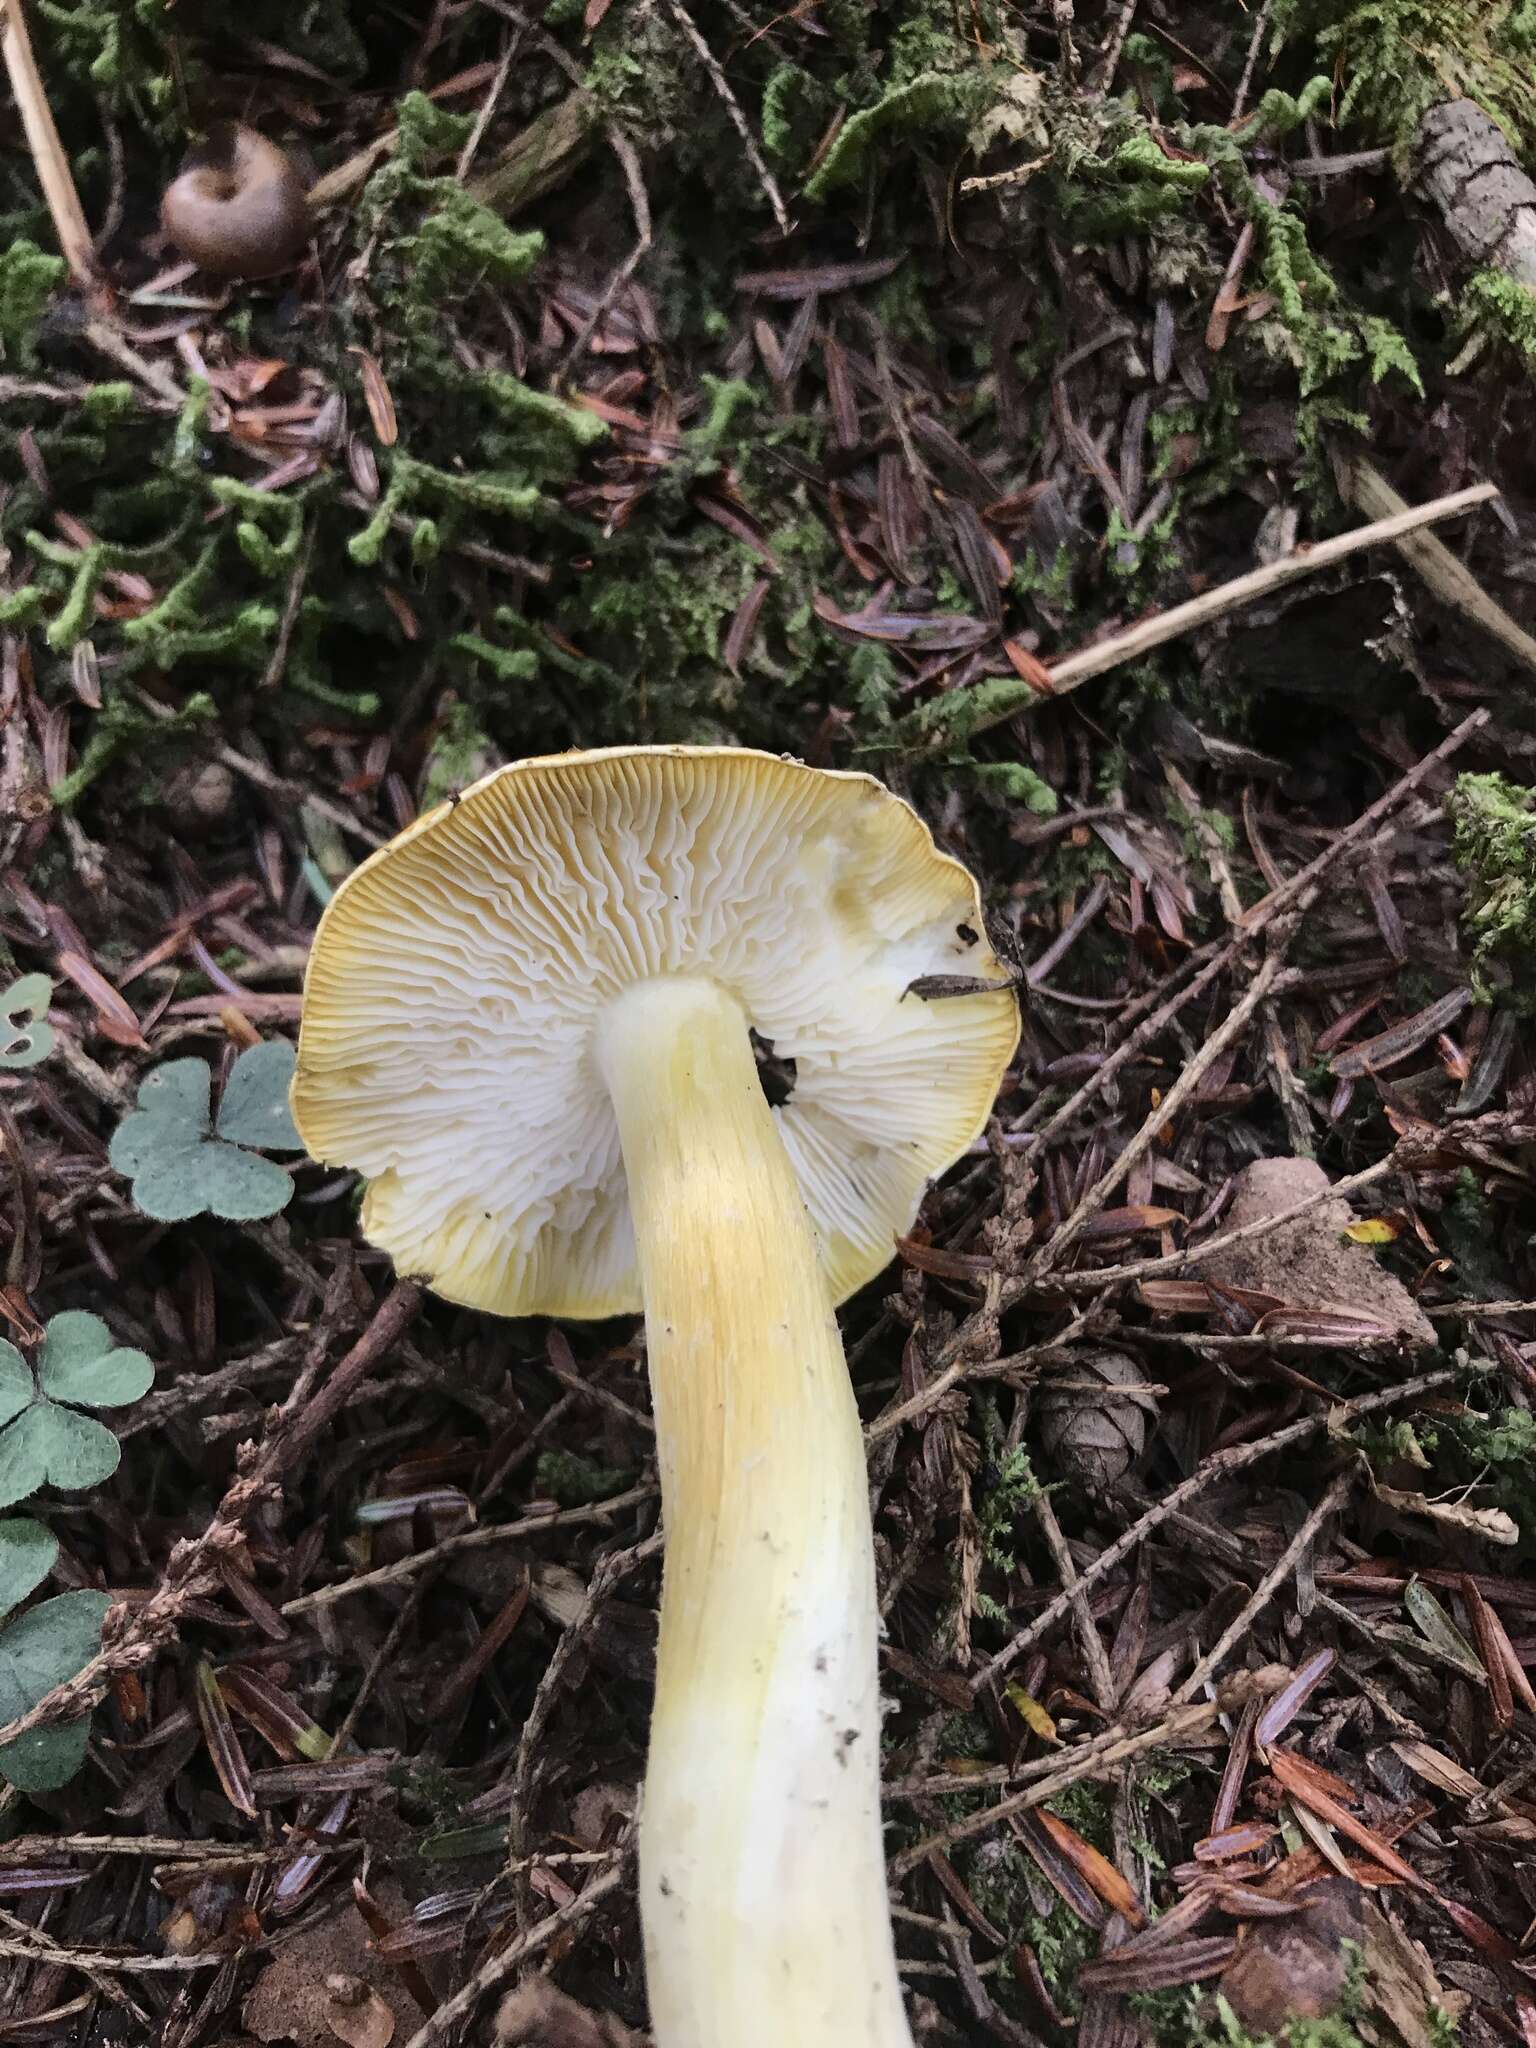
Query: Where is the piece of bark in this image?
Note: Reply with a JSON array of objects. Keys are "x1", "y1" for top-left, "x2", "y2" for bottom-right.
[{"x1": 1415, "y1": 99, "x2": 1536, "y2": 285}]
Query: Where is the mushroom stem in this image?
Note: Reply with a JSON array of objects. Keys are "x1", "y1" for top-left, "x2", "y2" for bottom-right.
[{"x1": 598, "y1": 976, "x2": 913, "y2": 2048}]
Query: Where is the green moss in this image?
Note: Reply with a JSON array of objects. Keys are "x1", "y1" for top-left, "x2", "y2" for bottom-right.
[
  {"x1": 0, "y1": 242, "x2": 64, "y2": 368},
  {"x1": 806, "y1": 70, "x2": 994, "y2": 201},
  {"x1": 80, "y1": 382, "x2": 137, "y2": 424},
  {"x1": 1457, "y1": 267, "x2": 1536, "y2": 376},
  {"x1": 418, "y1": 699, "x2": 496, "y2": 811},
  {"x1": 51, "y1": 690, "x2": 216, "y2": 809},
  {"x1": 1274, "y1": 0, "x2": 1536, "y2": 148},
  {"x1": 761, "y1": 62, "x2": 836, "y2": 170},
  {"x1": 534, "y1": 1447, "x2": 637, "y2": 1506},
  {"x1": 967, "y1": 762, "x2": 1059, "y2": 813},
  {"x1": 1449, "y1": 771, "x2": 1536, "y2": 1002}
]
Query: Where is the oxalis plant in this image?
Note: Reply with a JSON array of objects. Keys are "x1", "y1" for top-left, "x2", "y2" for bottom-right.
[
  {"x1": 0, "y1": 1313, "x2": 152, "y2": 1791},
  {"x1": 0, "y1": 974, "x2": 54, "y2": 1070},
  {"x1": 109, "y1": 1039, "x2": 305, "y2": 1221}
]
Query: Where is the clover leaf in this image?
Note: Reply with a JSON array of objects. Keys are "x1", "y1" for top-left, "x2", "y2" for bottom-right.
[
  {"x1": 0, "y1": 1326, "x2": 148, "y2": 1792},
  {"x1": 0, "y1": 1312, "x2": 154, "y2": 1510},
  {"x1": 0, "y1": 1518, "x2": 58, "y2": 1613},
  {"x1": 109, "y1": 1040, "x2": 305, "y2": 1223},
  {"x1": 0, "y1": 973, "x2": 54, "y2": 1070},
  {"x1": 0, "y1": 1518, "x2": 111, "y2": 1791},
  {"x1": 0, "y1": 1578, "x2": 111, "y2": 1792}
]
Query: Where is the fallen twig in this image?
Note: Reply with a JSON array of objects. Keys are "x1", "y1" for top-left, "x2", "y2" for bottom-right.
[
  {"x1": 398, "y1": 1861, "x2": 630, "y2": 2048},
  {"x1": 907, "y1": 485, "x2": 1498, "y2": 745},
  {"x1": 1170, "y1": 1469, "x2": 1353, "y2": 1706},
  {"x1": 0, "y1": 0, "x2": 95, "y2": 284},
  {"x1": 967, "y1": 1361, "x2": 1475, "y2": 1697},
  {"x1": 1344, "y1": 454, "x2": 1536, "y2": 675}
]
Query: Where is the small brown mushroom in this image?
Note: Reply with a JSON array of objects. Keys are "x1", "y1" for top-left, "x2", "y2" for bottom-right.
[{"x1": 161, "y1": 124, "x2": 309, "y2": 280}]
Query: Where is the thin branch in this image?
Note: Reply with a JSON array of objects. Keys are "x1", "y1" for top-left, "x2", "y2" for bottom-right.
[
  {"x1": 1055, "y1": 1150, "x2": 1400, "y2": 1293},
  {"x1": 0, "y1": 0, "x2": 95, "y2": 283},
  {"x1": 966, "y1": 1361, "x2": 1474, "y2": 1697},
  {"x1": 398, "y1": 1862, "x2": 630, "y2": 2048},
  {"x1": 657, "y1": 0, "x2": 790, "y2": 235},
  {"x1": 1032, "y1": 954, "x2": 1290, "y2": 1274},
  {"x1": 1171, "y1": 1469, "x2": 1353, "y2": 1706},
  {"x1": 1033, "y1": 1487, "x2": 1115, "y2": 1710},
  {"x1": 943, "y1": 484, "x2": 1499, "y2": 742},
  {"x1": 281, "y1": 1483, "x2": 658, "y2": 1615}
]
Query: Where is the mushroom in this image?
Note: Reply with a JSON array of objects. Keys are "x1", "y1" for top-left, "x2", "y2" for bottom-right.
[
  {"x1": 161, "y1": 123, "x2": 309, "y2": 280},
  {"x1": 292, "y1": 746, "x2": 1018, "y2": 2048}
]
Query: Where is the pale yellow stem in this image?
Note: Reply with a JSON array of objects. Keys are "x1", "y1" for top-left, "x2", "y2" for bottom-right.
[{"x1": 598, "y1": 976, "x2": 913, "y2": 2048}]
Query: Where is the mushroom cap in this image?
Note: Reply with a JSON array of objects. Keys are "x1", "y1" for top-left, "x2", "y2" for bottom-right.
[
  {"x1": 161, "y1": 124, "x2": 310, "y2": 280},
  {"x1": 293, "y1": 746, "x2": 1019, "y2": 1318}
]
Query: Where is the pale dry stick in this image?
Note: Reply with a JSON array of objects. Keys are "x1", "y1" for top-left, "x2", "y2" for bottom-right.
[
  {"x1": 657, "y1": 0, "x2": 790, "y2": 234},
  {"x1": 967, "y1": 1360, "x2": 1471, "y2": 1697},
  {"x1": 0, "y1": 0, "x2": 94, "y2": 281},
  {"x1": 1234, "y1": 707, "x2": 1489, "y2": 932},
  {"x1": 504, "y1": 1533, "x2": 662, "y2": 1933},
  {"x1": 1170, "y1": 1468, "x2": 1354, "y2": 1709},
  {"x1": 81, "y1": 318, "x2": 185, "y2": 406},
  {"x1": 0, "y1": 1831, "x2": 352, "y2": 1865},
  {"x1": 948, "y1": 484, "x2": 1499, "y2": 740},
  {"x1": 1172, "y1": 751, "x2": 1314, "y2": 1155},
  {"x1": 1054, "y1": 1149, "x2": 1401, "y2": 1294},
  {"x1": 0, "y1": 1908, "x2": 144, "y2": 2021},
  {"x1": 1231, "y1": 0, "x2": 1273, "y2": 120},
  {"x1": 1346, "y1": 454, "x2": 1536, "y2": 676},
  {"x1": 456, "y1": 29, "x2": 520, "y2": 182},
  {"x1": 129, "y1": 685, "x2": 389, "y2": 848},
  {"x1": 1087, "y1": 0, "x2": 1141, "y2": 95},
  {"x1": 1031, "y1": 952, "x2": 1291, "y2": 1276},
  {"x1": 399, "y1": 1862, "x2": 630, "y2": 2048},
  {"x1": 281, "y1": 1482, "x2": 657, "y2": 1615},
  {"x1": 1032, "y1": 1487, "x2": 1115, "y2": 1710},
  {"x1": 0, "y1": 1936, "x2": 227, "y2": 1974}
]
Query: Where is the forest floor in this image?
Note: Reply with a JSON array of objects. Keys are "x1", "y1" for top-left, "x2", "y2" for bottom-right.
[{"x1": 6, "y1": 3, "x2": 1536, "y2": 2044}]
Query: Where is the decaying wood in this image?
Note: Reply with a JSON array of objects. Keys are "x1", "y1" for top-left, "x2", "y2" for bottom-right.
[{"x1": 1416, "y1": 97, "x2": 1536, "y2": 285}]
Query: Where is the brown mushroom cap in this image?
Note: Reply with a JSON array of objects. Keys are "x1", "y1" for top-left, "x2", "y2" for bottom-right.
[{"x1": 161, "y1": 125, "x2": 309, "y2": 280}]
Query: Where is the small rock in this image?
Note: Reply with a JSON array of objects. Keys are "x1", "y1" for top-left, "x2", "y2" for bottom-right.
[{"x1": 1195, "y1": 1157, "x2": 1436, "y2": 1348}]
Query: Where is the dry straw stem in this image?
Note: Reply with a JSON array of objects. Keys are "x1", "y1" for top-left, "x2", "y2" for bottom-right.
[
  {"x1": 957, "y1": 482, "x2": 1500, "y2": 741},
  {"x1": 281, "y1": 1482, "x2": 657, "y2": 1615},
  {"x1": 1345, "y1": 456, "x2": 1536, "y2": 676},
  {"x1": 0, "y1": 0, "x2": 95, "y2": 283},
  {"x1": 1170, "y1": 1468, "x2": 1353, "y2": 1707}
]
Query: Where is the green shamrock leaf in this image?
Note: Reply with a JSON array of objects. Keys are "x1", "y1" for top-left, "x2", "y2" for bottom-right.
[
  {"x1": 0, "y1": 974, "x2": 54, "y2": 1070},
  {"x1": 0, "y1": 1518, "x2": 58, "y2": 1617},
  {"x1": 109, "y1": 1041, "x2": 304, "y2": 1223},
  {"x1": 0, "y1": 1313, "x2": 154, "y2": 1510},
  {"x1": 0, "y1": 1589, "x2": 111, "y2": 1791}
]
